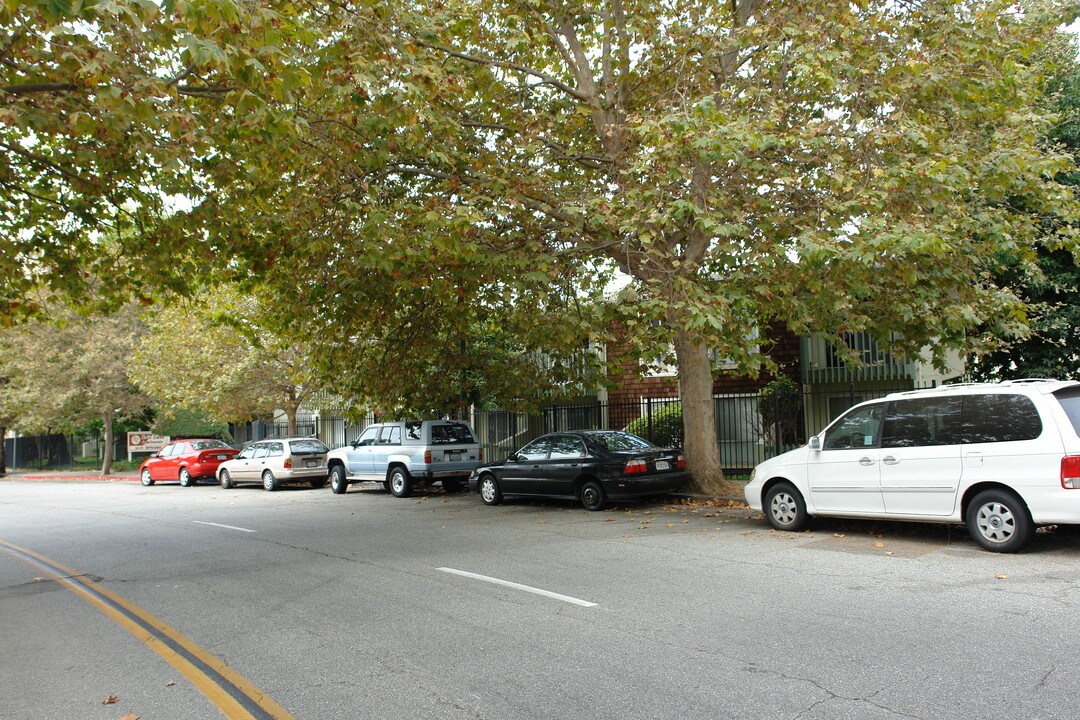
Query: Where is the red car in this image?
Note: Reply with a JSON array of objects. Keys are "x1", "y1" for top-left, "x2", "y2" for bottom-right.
[{"x1": 139, "y1": 439, "x2": 239, "y2": 487}]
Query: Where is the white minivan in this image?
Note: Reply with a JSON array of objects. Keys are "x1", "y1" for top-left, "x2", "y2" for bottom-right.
[{"x1": 744, "y1": 380, "x2": 1080, "y2": 552}]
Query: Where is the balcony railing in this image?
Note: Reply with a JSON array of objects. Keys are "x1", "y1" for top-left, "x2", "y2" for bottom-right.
[{"x1": 800, "y1": 335, "x2": 917, "y2": 384}]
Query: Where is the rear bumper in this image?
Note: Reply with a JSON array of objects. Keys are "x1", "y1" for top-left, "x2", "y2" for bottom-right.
[{"x1": 603, "y1": 472, "x2": 691, "y2": 500}]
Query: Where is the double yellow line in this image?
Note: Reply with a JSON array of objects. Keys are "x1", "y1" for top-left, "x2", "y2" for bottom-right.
[{"x1": 0, "y1": 540, "x2": 296, "y2": 720}]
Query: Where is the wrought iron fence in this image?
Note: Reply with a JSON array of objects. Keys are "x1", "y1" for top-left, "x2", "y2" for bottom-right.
[{"x1": 5, "y1": 382, "x2": 936, "y2": 473}]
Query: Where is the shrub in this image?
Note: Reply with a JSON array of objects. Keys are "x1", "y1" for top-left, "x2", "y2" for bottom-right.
[{"x1": 624, "y1": 403, "x2": 684, "y2": 448}]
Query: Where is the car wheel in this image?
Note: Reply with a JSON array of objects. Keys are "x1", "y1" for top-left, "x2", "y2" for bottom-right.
[
  {"x1": 220, "y1": 469, "x2": 233, "y2": 489},
  {"x1": 580, "y1": 480, "x2": 606, "y2": 511},
  {"x1": 179, "y1": 467, "x2": 193, "y2": 487},
  {"x1": 764, "y1": 482, "x2": 808, "y2": 531},
  {"x1": 262, "y1": 470, "x2": 279, "y2": 492},
  {"x1": 479, "y1": 474, "x2": 502, "y2": 506},
  {"x1": 330, "y1": 466, "x2": 348, "y2": 494},
  {"x1": 141, "y1": 469, "x2": 154, "y2": 487},
  {"x1": 966, "y1": 489, "x2": 1034, "y2": 553},
  {"x1": 381, "y1": 480, "x2": 390, "y2": 493},
  {"x1": 442, "y1": 480, "x2": 463, "y2": 494},
  {"x1": 388, "y1": 467, "x2": 412, "y2": 498},
  {"x1": 310, "y1": 476, "x2": 327, "y2": 489}
]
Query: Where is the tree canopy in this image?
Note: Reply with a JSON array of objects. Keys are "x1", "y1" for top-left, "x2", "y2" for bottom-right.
[{"x1": 5, "y1": 1, "x2": 1080, "y2": 492}]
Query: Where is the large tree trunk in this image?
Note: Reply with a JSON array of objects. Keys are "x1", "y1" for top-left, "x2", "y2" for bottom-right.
[
  {"x1": 672, "y1": 331, "x2": 739, "y2": 497},
  {"x1": 101, "y1": 409, "x2": 114, "y2": 476}
]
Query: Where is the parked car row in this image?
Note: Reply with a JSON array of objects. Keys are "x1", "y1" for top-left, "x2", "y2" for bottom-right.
[
  {"x1": 136, "y1": 421, "x2": 690, "y2": 511},
  {"x1": 138, "y1": 380, "x2": 1080, "y2": 553}
]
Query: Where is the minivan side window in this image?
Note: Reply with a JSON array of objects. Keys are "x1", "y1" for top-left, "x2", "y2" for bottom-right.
[
  {"x1": 962, "y1": 394, "x2": 1042, "y2": 443},
  {"x1": 823, "y1": 403, "x2": 884, "y2": 450},
  {"x1": 882, "y1": 397, "x2": 961, "y2": 448}
]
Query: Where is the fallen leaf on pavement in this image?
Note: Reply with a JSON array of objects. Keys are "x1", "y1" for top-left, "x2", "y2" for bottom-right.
[
  {"x1": 102, "y1": 696, "x2": 119, "y2": 705},
  {"x1": 995, "y1": 573, "x2": 1008, "y2": 580},
  {"x1": 741, "y1": 530, "x2": 755, "y2": 536},
  {"x1": 119, "y1": 714, "x2": 139, "y2": 720},
  {"x1": 874, "y1": 542, "x2": 885, "y2": 548},
  {"x1": 833, "y1": 533, "x2": 846, "y2": 538}
]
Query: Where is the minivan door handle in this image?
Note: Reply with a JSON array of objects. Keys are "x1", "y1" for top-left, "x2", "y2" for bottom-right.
[
  {"x1": 859, "y1": 457, "x2": 876, "y2": 466},
  {"x1": 882, "y1": 455, "x2": 900, "y2": 465}
]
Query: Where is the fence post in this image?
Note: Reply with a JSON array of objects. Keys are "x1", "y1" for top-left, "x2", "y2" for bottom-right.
[
  {"x1": 774, "y1": 390, "x2": 781, "y2": 456},
  {"x1": 646, "y1": 398, "x2": 653, "y2": 442},
  {"x1": 849, "y1": 382, "x2": 856, "y2": 411}
]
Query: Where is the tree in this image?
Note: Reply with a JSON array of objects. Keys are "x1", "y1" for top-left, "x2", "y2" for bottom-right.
[
  {"x1": 255, "y1": 0, "x2": 1075, "y2": 493},
  {"x1": 129, "y1": 287, "x2": 319, "y2": 435},
  {"x1": 7, "y1": 1, "x2": 1080, "y2": 496},
  {"x1": 0, "y1": 304, "x2": 151, "y2": 474},
  {"x1": 970, "y1": 33, "x2": 1080, "y2": 380},
  {"x1": 0, "y1": 0, "x2": 310, "y2": 320}
]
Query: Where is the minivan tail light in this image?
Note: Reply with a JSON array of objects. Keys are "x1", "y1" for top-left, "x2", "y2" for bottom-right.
[
  {"x1": 624, "y1": 459, "x2": 648, "y2": 475},
  {"x1": 1061, "y1": 456, "x2": 1080, "y2": 489},
  {"x1": 284, "y1": 457, "x2": 292, "y2": 469},
  {"x1": 424, "y1": 450, "x2": 432, "y2": 464},
  {"x1": 479, "y1": 448, "x2": 483, "y2": 462},
  {"x1": 675, "y1": 455, "x2": 686, "y2": 470}
]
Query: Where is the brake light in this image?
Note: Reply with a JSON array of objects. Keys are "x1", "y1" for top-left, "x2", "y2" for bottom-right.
[
  {"x1": 479, "y1": 448, "x2": 484, "y2": 462},
  {"x1": 284, "y1": 457, "x2": 292, "y2": 469},
  {"x1": 624, "y1": 459, "x2": 648, "y2": 475},
  {"x1": 424, "y1": 450, "x2": 432, "y2": 464},
  {"x1": 1062, "y1": 456, "x2": 1080, "y2": 489},
  {"x1": 675, "y1": 455, "x2": 686, "y2": 470}
]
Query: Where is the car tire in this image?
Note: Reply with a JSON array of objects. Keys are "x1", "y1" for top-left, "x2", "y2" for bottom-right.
[
  {"x1": 580, "y1": 480, "x2": 606, "y2": 511},
  {"x1": 764, "y1": 482, "x2": 808, "y2": 532},
  {"x1": 140, "y1": 469, "x2": 154, "y2": 487},
  {"x1": 380, "y1": 480, "x2": 390, "y2": 493},
  {"x1": 388, "y1": 467, "x2": 412, "y2": 498},
  {"x1": 220, "y1": 469, "x2": 233, "y2": 489},
  {"x1": 262, "y1": 470, "x2": 279, "y2": 492},
  {"x1": 330, "y1": 466, "x2": 348, "y2": 494},
  {"x1": 442, "y1": 480, "x2": 463, "y2": 494},
  {"x1": 179, "y1": 467, "x2": 193, "y2": 487},
  {"x1": 966, "y1": 489, "x2": 1034, "y2": 553},
  {"x1": 479, "y1": 474, "x2": 502, "y2": 506}
]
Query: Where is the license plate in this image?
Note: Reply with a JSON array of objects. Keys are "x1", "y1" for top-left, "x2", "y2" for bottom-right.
[
  {"x1": 447, "y1": 451, "x2": 462, "y2": 460},
  {"x1": 655, "y1": 460, "x2": 670, "y2": 471},
  {"x1": 305, "y1": 460, "x2": 317, "y2": 468},
  {"x1": 217, "y1": 454, "x2": 227, "y2": 460}
]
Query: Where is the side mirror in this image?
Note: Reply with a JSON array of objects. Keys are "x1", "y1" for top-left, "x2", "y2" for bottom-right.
[{"x1": 809, "y1": 436, "x2": 821, "y2": 451}]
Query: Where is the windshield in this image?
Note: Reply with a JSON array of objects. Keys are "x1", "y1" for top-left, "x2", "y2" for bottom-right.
[
  {"x1": 191, "y1": 440, "x2": 230, "y2": 450},
  {"x1": 289, "y1": 439, "x2": 329, "y2": 455},
  {"x1": 587, "y1": 431, "x2": 655, "y2": 452}
]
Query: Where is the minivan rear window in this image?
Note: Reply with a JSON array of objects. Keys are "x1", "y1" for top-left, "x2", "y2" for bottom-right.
[
  {"x1": 1053, "y1": 387, "x2": 1080, "y2": 437},
  {"x1": 962, "y1": 394, "x2": 1042, "y2": 443}
]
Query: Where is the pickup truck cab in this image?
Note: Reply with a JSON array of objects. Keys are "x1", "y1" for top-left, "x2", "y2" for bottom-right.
[{"x1": 326, "y1": 420, "x2": 483, "y2": 497}]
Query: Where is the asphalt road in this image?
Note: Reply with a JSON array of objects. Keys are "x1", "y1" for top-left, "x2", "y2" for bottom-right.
[{"x1": 1, "y1": 478, "x2": 1079, "y2": 720}]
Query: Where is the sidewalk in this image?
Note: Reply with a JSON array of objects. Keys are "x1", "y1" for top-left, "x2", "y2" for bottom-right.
[{"x1": 0, "y1": 468, "x2": 140, "y2": 483}]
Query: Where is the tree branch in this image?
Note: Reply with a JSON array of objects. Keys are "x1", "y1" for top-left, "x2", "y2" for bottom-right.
[{"x1": 412, "y1": 39, "x2": 590, "y2": 103}]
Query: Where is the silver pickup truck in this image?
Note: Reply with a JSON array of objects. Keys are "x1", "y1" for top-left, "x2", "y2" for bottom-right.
[{"x1": 326, "y1": 420, "x2": 483, "y2": 497}]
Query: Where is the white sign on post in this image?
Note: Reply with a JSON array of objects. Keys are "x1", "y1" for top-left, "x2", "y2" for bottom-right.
[{"x1": 127, "y1": 432, "x2": 170, "y2": 461}]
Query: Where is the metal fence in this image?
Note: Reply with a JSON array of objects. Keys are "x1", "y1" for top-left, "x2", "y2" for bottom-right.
[{"x1": 5, "y1": 382, "x2": 935, "y2": 473}]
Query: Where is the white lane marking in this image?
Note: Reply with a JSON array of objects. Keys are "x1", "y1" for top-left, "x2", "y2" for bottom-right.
[
  {"x1": 192, "y1": 521, "x2": 256, "y2": 533},
  {"x1": 437, "y1": 567, "x2": 598, "y2": 608}
]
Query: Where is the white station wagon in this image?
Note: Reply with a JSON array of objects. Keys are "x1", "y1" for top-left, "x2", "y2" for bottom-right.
[{"x1": 744, "y1": 380, "x2": 1080, "y2": 552}]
